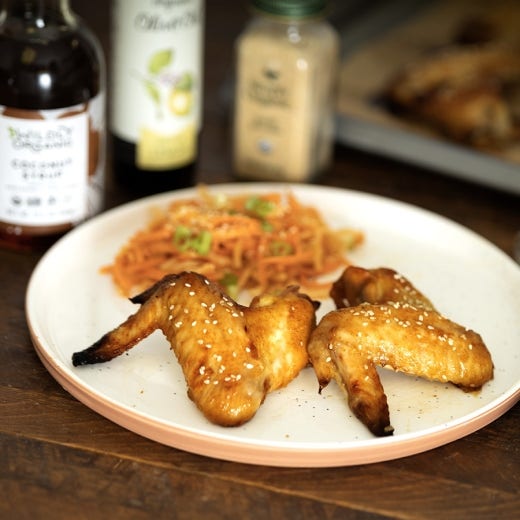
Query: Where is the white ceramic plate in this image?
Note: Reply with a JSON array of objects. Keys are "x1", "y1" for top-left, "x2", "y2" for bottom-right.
[{"x1": 26, "y1": 183, "x2": 520, "y2": 467}]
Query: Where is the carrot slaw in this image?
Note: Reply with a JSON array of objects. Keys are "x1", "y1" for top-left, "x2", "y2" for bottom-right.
[{"x1": 102, "y1": 186, "x2": 363, "y2": 299}]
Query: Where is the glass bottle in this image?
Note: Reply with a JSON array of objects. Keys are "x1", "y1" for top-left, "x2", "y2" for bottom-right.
[
  {"x1": 110, "y1": 0, "x2": 204, "y2": 195},
  {"x1": 233, "y1": 0, "x2": 339, "y2": 182},
  {"x1": 0, "y1": 0, "x2": 106, "y2": 251}
]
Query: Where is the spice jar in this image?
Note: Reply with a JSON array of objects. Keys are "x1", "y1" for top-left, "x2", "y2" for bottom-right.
[
  {"x1": 233, "y1": 0, "x2": 339, "y2": 182},
  {"x1": 0, "y1": 0, "x2": 105, "y2": 251}
]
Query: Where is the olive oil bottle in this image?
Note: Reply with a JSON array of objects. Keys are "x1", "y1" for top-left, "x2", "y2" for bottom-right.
[
  {"x1": 110, "y1": 0, "x2": 204, "y2": 195},
  {"x1": 0, "y1": 0, "x2": 106, "y2": 251}
]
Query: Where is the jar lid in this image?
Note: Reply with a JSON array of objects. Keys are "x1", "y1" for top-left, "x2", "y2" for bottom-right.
[{"x1": 252, "y1": 0, "x2": 327, "y2": 18}]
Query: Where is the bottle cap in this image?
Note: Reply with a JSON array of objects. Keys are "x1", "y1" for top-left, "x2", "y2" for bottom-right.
[{"x1": 252, "y1": 0, "x2": 327, "y2": 18}]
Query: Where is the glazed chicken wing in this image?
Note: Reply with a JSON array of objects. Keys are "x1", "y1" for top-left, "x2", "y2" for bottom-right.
[
  {"x1": 72, "y1": 272, "x2": 317, "y2": 426},
  {"x1": 330, "y1": 265, "x2": 435, "y2": 311},
  {"x1": 308, "y1": 266, "x2": 494, "y2": 436}
]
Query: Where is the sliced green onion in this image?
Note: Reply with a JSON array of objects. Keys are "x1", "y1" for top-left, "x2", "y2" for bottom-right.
[
  {"x1": 219, "y1": 272, "x2": 239, "y2": 299},
  {"x1": 245, "y1": 196, "x2": 275, "y2": 219},
  {"x1": 173, "y1": 227, "x2": 212, "y2": 255},
  {"x1": 269, "y1": 240, "x2": 293, "y2": 256}
]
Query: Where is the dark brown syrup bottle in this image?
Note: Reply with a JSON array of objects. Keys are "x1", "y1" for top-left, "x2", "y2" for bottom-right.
[{"x1": 0, "y1": 0, "x2": 105, "y2": 251}]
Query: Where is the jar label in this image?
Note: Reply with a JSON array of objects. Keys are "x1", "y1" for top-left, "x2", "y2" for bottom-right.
[
  {"x1": 111, "y1": 0, "x2": 203, "y2": 169},
  {"x1": 0, "y1": 94, "x2": 104, "y2": 227}
]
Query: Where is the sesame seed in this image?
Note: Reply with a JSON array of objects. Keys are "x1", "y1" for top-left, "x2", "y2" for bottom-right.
[
  {"x1": 188, "y1": 291, "x2": 195, "y2": 296},
  {"x1": 175, "y1": 321, "x2": 183, "y2": 328},
  {"x1": 191, "y1": 320, "x2": 197, "y2": 327},
  {"x1": 185, "y1": 283, "x2": 192, "y2": 288}
]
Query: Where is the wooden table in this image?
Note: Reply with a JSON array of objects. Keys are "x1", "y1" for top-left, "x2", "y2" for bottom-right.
[{"x1": 2, "y1": 1, "x2": 519, "y2": 518}]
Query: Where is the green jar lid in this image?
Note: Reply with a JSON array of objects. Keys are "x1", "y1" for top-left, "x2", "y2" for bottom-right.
[{"x1": 252, "y1": 0, "x2": 327, "y2": 18}]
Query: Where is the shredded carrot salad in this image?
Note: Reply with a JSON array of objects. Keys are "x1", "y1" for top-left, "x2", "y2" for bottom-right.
[{"x1": 102, "y1": 186, "x2": 363, "y2": 299}]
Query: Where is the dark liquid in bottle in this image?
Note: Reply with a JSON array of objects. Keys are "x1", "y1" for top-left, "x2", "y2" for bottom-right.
[
  {"x1": 0, "y1": 12, "x2": 102, "y2": 251},
  {"x1": 112, "y1": 134, "x2": 195, "y2": 196}
]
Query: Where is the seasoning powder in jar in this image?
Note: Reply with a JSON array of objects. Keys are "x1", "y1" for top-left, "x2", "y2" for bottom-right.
[{"x1": 233, "y1": 0, "x2": 339, "y2": 182}]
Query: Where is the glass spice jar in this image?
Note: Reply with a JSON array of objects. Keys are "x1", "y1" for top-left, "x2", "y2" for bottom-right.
[{"x1": 233, "y1": 0, "x2": 340, "y2": 182}]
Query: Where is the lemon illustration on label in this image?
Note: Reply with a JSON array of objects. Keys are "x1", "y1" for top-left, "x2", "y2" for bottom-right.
[
  {"x1": 168, "y1": 89, "x2": 193, "y2": 116},
  {"x1": 168, "y1": 72, "x2": 194, "y2": 116}
]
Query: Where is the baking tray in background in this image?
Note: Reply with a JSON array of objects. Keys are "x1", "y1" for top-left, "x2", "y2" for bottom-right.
[{"x1": 334, "y1": 0, "x2": 520, "y2": 195}]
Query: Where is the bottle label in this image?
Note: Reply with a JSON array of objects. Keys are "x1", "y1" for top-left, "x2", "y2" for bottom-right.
[
  {"x1": 111, "y1": 0, "x2": 203, "y2": 170},
  {"x1": 0, "y1": 94, "x2": 105, "y2": 227}
]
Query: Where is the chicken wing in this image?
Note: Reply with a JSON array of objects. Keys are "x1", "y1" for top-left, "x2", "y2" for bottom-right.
[
  {"x1": 330, "y1": 266, "x2": 435, "y2": 311},
  {"x1": 72, "y1": 272, "x2": 317, "y2": 427},
  {"x1": 308, "y1": 267, "x2": 494, "y2": 436}
]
